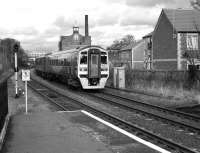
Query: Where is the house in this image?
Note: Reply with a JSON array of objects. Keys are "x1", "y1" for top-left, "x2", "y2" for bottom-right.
[
  {"x1": 58, "y1": 15, "x2": 91, "y2": 51},
  {"x1": 118, "y1": 43, "x2": 135, "y2": 68},
  {"x1": 131, "y1": 40, "x2": 147, "y2": 69},
  {"x1": 152, "y1": 9, "x2": 200, "y2": 70},
  {"x1": 109, "y1": 40, "x2": 147, "y2": 69}
]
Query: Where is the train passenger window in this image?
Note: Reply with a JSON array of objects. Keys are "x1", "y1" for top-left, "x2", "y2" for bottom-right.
[
  {"x1": 80, "y1": 53, "x2": 87, "y2": 64},
  {"x1": 101, "y1": 56, "x2": 107, "y2": 64}
]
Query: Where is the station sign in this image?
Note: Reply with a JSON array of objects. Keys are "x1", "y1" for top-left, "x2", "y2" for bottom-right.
[{"x1": 22, "y1": 69, "x2": 30, "y2": 81}]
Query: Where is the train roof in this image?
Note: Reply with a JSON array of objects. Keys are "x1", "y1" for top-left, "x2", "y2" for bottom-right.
[{"x1": 47, "y1": 45, "x2": 106, "y2": 58}]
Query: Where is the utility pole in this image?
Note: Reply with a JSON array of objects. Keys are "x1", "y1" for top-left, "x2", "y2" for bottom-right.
[{"x1": 14, "y1": 43, "x2": 20, "y2": 98}]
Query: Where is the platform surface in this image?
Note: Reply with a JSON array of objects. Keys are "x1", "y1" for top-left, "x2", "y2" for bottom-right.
[{"x1": 1, "y1": 111, "x2": 113, "y2": 153}]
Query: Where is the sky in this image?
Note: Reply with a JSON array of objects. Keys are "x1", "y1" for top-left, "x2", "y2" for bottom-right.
[{"x1": 0, "y1": 0, "x2": 192, "y2": 51}]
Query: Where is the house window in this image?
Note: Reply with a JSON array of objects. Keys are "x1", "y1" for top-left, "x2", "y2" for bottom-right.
[{"x1": 186, "y1": 33, "x2": 198, "y2": 50}]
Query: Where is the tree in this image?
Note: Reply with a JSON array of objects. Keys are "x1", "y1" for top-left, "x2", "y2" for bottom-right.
[
  {"x1": 190, "y1": 0, "x2": 200, "y2": 11},
  {"x1": 0, "y1": 38, "x2": 28, "y2": 68},
  {"x1": 107, "y1": 34, "x2": 136, "y2": 50}
]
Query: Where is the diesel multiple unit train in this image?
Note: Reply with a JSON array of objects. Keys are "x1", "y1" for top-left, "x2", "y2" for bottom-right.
[{"x1": 35, "y1": 45, "x2": 109, "y2": 89}]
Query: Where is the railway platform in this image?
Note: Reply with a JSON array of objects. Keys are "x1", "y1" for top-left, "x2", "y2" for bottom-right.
[
  {"x1": 1, "y1": 111, "x2": 113, "y2": 153},
  {"x1": 1, "y1": 110, "x2": 163, "y2": 153},
  {"x1": 0, "y1": 73, "x2": 166, "y2": 153}
]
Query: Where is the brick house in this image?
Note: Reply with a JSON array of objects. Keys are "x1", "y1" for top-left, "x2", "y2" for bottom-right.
[{"x1": 152, "y1": 9, "x2": 200, "y2": 70}]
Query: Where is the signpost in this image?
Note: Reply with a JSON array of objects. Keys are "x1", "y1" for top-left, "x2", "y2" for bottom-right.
[{"x1": 22, "y1": 69, "x2": 30, "y2": 114}]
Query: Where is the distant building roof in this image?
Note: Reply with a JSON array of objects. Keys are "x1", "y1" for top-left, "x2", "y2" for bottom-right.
[{"x1": 163, "y1": 9, "x2": 200, "y2": 32}]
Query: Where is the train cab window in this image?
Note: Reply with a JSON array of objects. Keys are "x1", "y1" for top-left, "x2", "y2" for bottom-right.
[
  {"x1": 92, "y1": 55, "x2": 98, "y2": 64},
  {"x1": 101, "y1": 55, "x2": 107, "y2": 64},
  {"x1": 80, "y1": 52, "x2": 87, "y2": 64}
]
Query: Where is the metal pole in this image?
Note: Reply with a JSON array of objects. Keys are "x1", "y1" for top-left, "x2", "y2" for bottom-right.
[
  {"x1": 25, "y1": 81, "x2": 28, "y2": 114},
  {"x1": 15, "y1": 52, "x2": 18, "y2": 98}
]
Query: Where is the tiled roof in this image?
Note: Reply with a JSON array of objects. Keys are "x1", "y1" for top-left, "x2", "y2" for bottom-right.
[{"x1": 163, "y1": 9, "x2": 200, "y2": 32}]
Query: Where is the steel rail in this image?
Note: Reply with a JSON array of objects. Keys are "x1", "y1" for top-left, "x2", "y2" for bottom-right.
[
  {"x1": 102, "y1": 90, "x2": 200, "y2": 121},
  {"x1": 86, "y1": 93, "x2": 200, "y2": 134}
]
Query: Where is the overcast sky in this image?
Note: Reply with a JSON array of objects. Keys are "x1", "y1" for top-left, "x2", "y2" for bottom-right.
[{"x1": 0, "y1": 0, "x2": 192, "y2": 51}]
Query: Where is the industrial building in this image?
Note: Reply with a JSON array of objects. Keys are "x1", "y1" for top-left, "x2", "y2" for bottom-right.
[{"x1": 58, "y1": 15, "x2": 91, "y2": 51}]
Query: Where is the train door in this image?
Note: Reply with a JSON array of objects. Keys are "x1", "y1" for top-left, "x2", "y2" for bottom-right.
[{"x1": 88, "y1": 49, "x2": 100, "y2": 85}]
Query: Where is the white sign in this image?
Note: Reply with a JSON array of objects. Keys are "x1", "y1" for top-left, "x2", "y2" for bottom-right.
[{"x1": 22, "y1": 69, "x2": 30, "y2": 81}]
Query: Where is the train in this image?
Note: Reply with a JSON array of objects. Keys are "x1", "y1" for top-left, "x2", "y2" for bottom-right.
[{"x1": 35, "y1": 45, "x2": 109, "y2": 89}]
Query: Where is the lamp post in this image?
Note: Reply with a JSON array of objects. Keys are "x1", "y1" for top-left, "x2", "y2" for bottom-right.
[{"x1": 14, "y1": 43, "x2": 20, "y2": 98}]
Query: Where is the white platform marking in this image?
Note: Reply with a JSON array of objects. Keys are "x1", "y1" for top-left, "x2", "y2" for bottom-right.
[
  {"x1": 57, "y1": 110, "x2": 82, "y2": 113},
  {"x1": 82, "y1": 110, "x2": 171, "y2": 153}
]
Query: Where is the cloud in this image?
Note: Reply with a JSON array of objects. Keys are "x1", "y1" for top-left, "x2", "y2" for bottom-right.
[
  {"x1": 126, "y1": 0, "x2": 174, "y2": 7},
  {"x1": 22, "y1": 36, "x2": 58, "y2": 51},
  {"x1": 54, "y1": 16, "x2": 74, "y2": 31},
  {"x1": 126, "y1": 0, "x2": 191, "y2": 8},
  {"x1": 12, "y1": 27, "x2": 39, "y2": 36},
  {"x1": 96, "y1": 13, "x2": 119, "y2": 26},
  {"x1": 120, "y1": 7, "x2": 160, "y2": 26}
]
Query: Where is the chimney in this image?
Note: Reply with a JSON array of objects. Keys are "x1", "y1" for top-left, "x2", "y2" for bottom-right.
[{"x1": 85, "y1": 15, "x2": 89, "y2": 37}]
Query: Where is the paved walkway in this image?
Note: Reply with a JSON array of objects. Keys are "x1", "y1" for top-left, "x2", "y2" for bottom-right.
[{"x1": 1, "y1": 111, "x2": 113, "y2": 153}]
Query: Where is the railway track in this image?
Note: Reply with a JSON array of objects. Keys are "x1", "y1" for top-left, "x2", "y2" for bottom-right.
[
  {"x1": 85, "y1": 91, "x2": 200, "y2": 134},
  {"x1": 103, "y1": 89, "x2": 200, "y2": 121},
  {"x1": 86, "y1": 91, "x2": 200, "y2": 134},
  {"x1": 28, "y1": 78, "x2": 199, "y2": 153}
]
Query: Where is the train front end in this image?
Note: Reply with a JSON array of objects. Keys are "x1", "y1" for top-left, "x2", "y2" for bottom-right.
[{"x1": 78, "y1": 46, "x2": 109, "y2": 89}]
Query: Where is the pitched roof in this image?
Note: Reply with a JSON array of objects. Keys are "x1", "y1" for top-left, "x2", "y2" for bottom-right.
[{"x1": 163, "y1": 9, "x2": 200, "y2": 32}]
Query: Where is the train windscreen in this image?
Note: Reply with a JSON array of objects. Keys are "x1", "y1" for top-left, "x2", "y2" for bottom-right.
[
  {"x1": 80, "y1": 52, "x2": 87, "y2": 64},
  {"x1": 101, "y1": 52, "x2": 107, "y2": 64},
  {"x1": 101, "y1": 56, "x2": 107, "y2": 64}
]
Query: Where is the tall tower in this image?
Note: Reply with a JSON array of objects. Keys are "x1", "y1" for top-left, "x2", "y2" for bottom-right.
[{"x1": 85, "y1": 15, "x2": 89, "y2": 37}]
